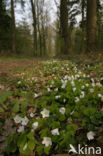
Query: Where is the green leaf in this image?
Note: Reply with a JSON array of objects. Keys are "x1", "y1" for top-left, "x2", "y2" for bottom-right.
[
  {"x1": 39, "y1": 128, "x2": 49, "y2": 138},
  {"x1": 17, "y1": 134, "x2": 27, "y2": 147},
  {"x1": 27, "y1": 132, "x2": 34, "y2": 140},
  {"x1": 37, "y1": 145, "x2": 44, "y2": 156},
  {"x1": 28, "y1": 139, "x2": 36, "y2": 150},
  {"x1": 51, "y1": 121, "x2": 60, "y2": 129},
  {"x1": 44, "y1": 146, "x2": 51, "y2": 155},
  {"x1": 12, "y1": 103, "x2": 19, "y2": 113}
]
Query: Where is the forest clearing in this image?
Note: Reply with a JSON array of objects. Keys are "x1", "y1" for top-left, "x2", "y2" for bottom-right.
[{"x1": 0, "y1": 57, "x2": 103, "y2": 155}]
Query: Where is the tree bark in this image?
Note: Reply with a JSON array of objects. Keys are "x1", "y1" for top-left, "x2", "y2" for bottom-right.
[
  {"x1": 81, "y1": 0, "x2": 85, "y2": 52},
  {"x1": 60, "y1": 0, "x2": 71, "y2": 55},
  {"x1": 87, "y1": 0, "x2": 97, "y2": 53},
  {"x1": 41, "y1": 15, "x2": 46, "y2": 56},
  {"x1": 37, "y1": 2, "x2": 42, "y2": 56},
  {"x1": 11, "y1": 0, "x2": 16, "y2": 53},
  {"x1": 30, "y1": 0, "x2": 37, "y2": 56}
]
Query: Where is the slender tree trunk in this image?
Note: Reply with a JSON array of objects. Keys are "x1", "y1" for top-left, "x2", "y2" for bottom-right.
[
  {"x1": 11, "y1": 0, "x2": 16, "y2": 53},
  {"x1": 37, "y1": 2, "x2": 42, "y2": 56},
  {"x1": 87, "y1": 0, "x2": 97, "y2": 53},
  {"x1": 60, "y1": 0, "x2": 71, "y2": 55},
  {"x1": 41, "y1": 16, "x2": 46, "y2": 56},
  {"x1": 30, "y1": 0, "x2": 37, "y2": 56},
  {"x1": 81, "y1": 0, "x2": 85, "y2": 52},
  {"x1": 38, "y1": 23, "x2": 42, "y2": 56}
]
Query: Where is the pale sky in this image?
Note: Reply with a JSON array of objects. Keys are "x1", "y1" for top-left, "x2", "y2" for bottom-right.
[
  {"x1": 15, "y1": 0, "x2": 57, "y2": 24},
  {"x1": 15, "y1": 0, "x2": 81, "y2": 26}
]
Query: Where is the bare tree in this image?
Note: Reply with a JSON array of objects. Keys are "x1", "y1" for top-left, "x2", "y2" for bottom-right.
[
  {"x1": 30, "y1": 0, "x2": 38, "y2": 56},
  {"x1": 11, "y1": 0, "x2": 16, "y2": 53}
]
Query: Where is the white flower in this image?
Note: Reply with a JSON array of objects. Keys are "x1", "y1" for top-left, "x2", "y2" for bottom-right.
[
  {"x1": 42, "y1": 137, "x2": 52, "y2": 147},
  {"x1": 92, "y1": 83, "x2": 95, "y2": 87},
  {"x1": 34, "y1": 93, "x2": 38, "y2": 98},
  {"x1": 80, "y1": 91, "x2": 85, "y2": 98},
  {"x1": 91, "y1": 78, "x2": 94, "y2": 83},
  {"x1": 61, "y1": 83, "x2": 66, "y2": 89},
  {"x1": 71, "y1": 75, "x2": 74, "y2": 80},
  {"x1": 32, "y1": 77, "x2": 34, "y2": 80},
  {"x1": 90, "y1": 88, "x2": 94, "y2": 93},
  {"x1": 80, "y1": 95, "x2": 84, "y2": 98},
  {"x1": 47, "y1": 88, "x2": 51, "y2": 92},
  {"x1": 71, "y1": 81, "x2": 75, "y2": 86},
  {"x1": 30, "y1": 112, "x2": 35, "y2": 118},
  {"x1": 96, "y1": 82, "x2": 102, "y2": 87},
  {"x1": 98, "y1": 93, "x2": 102, "y2": 98},
  {"x1": 21, "y1": 116, "x2": 29, "y2": 126},
  {"x1": 85, "y1": 83, "x2": 89, "y2": 87},
  {"x1": 14, "y1": 115, "x2": 22, "y2": 124},
  {"x1": 51, "y1": 128, "x2": 59, "y2": 135},
  {"x1": 18, "y1": 81, "x2": 21, "y2": 84},
  {"x1": 41, "y1": 109, "x2": 50, "y2": 118},
  {"x1": 75, "y1": 97, "x2": 80, "y2": 102},
  {"x1": 87, "y1": 131, "x2": 95, "y2": 140},
  {"x1": 59, "y1": 107, "x2": 66, "y2": 115},
  {"x1": 32, "y1": 122, "x2": 38, "y2": 130},
  {"x1": 81, "y1": 85, "x2": 85, "y2": 89},
  {"x1": 17, "y1": 126, "x2": 24, "y2": 133},
  {"x1": 64, "y1": 75, "x2": 69, "y2": 80},
  {"x1": 101, "y1": 95, "x2": 103, "y2": 101},
  {"x1": 75, "y1": 74, "x2": 79, "y2": 78},
  {"x1": 55, "y1": 95, "x2": 61, "y2": 99},
  {"x1": 23, "y1": 143, "x2": 27, "y2": 151},
  {"x1": 73, "y1": 87, "x2": 76, "y2": 92},
  {"x1": 54, "y1": 88, "x2": 58, "y2": 91}
]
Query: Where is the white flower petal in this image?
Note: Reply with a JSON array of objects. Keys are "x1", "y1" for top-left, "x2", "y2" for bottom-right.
[
  {"x1": 51, "y1": 128, "x2": 59, "y2": 135},
  {"x1": 59, "y1": 107, "x2": 66, "y2": 115},
  {"x1": 87, "y1": 131, "x2": 95, "y2": 140},
  {"x1": 42, "y1": 137, "x2": 52, "y2": 147}
]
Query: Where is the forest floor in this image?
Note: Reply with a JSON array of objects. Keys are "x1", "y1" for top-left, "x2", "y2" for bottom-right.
[{"x1": 0, "y1": 57, "x2": 103, "y2": 156}]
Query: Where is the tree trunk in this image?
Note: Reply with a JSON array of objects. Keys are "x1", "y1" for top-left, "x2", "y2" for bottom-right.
[
  {"x1": 36, "y1": 1, "x2": 42, "y2": 56},
  {"x1": 38, "y1": 24, "x2": 42, "y2": 56},
  {"x1": 81, "y1": 0, "x2": 85, "y2": 53},
  {"x1": 11, "y1": 0, "x2": 16, "y2": 53},
  {"x1": 87, "y1": 0, "x2": 97, "y2": 53},
  {"x1": 41, "y1": 16, "x2": 46, "y2": 56},
  {"x1": 60, "y1": 0, "x2": 71, "y2": 55},
  {"x1": 30, "y1": 0, "x2": 37, "y2": 56}
]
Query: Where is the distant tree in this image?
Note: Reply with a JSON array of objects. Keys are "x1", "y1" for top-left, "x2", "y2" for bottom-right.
[
  {"x1": 96, "y1": 0, "x2": 103, "y2": 49},
  {"x1": 79, "y1": 0, "x2": 87, "y2": 52},
  {"x1": 60, "y1": 0, "x2": 71, "y2": 55},
  {"x1": 30, "y1": 0, "x2": 38, "y2": 56},
  {"x1": 16, "y1": 20, "x2": 33, "y2": 55},
  {"x1": 11, "y1": 0, "x2": 16, "y2": 53},
  {"x1": 87, "y1": 0, "x2": 97, "y2": 53},
  {"x1": 0, "y1": 0, "x2": 11, "y2": 53}
]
